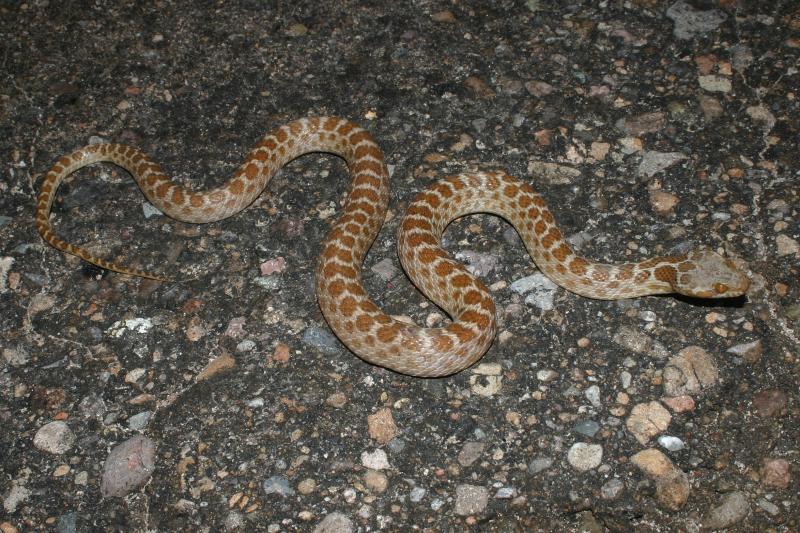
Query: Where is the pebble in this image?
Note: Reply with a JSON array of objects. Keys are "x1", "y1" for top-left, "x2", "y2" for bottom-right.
[
  {"x1": 702, "y1": 491, "x2": 750, "y2": 530},
  {"x1": 698, "y1": 74, "x2": 732, "y2": 93},
  {"x1": 528, "y1": 457, "x2": 553, "y2": 474},
  {"x1": 726, "y1": 340, "x2": 763, "y2": 363},
  {"x1": 494, "y1": 487, "x2": 517, "y2": 499},
  {"x1": 631, "y1": 448, "x2": 690, "y2": 510},
  {"x1": 458, "y1": 441, "x2": 486, "y2": 467},
  {"x1": 297, "y1": 478, "x2": 316, "y2": 495},
  {"x1": 698, "y1": 94, "x2": 724, "y2": 121},
  {"x1": 325, "y1": 392, "x2": 348, "y2": 408},
  {"x1": 566, "y1": 443, "x2": 603, "y2": 471},
  {"x1": 525, "y1": 80, "x2": 554, "y2": 97},
  {"x1": 3, "y1": 484, "x2": 30, "y2": 513},
  {"x1": 776, "y1": 234, "x2": 800, "y2": 256},
  {"x1": 612, "y1": 327, "x2": 669, "y2": 359},
  {"x1": 573, "y1": 420, "x2": 600, "y2": 438},
  {"x1": 33, "y1": 421, "x2": 75, "y2": 454},
  {"x1": 661, "y1": 394, "x2": 695, "y2": 413},
  {"x1": 626, "y1": 401, "x2": 672, "y2": 445},
  {"x1": 454, "y1": 250, "x2": 499, "y2": 277},
  {"x1": 125, "y1": 368, "x2": 147, "y2": 383},
  {"x1": 2, "y1": 345, "x2": 28, "y2": 366},
  {"x1": 453, "y1": 484, "x2": 489, "y2": 516},
  {"x1": 600, "y1": 478, "x2": 625, "y2": 500},
  {"x1": 302, "y1": 326, "x2": 341, "y2": 355},
  {"x1": 666, "y1": 0, "x2": 727, "y2": 40},
  {"x1": 363, "y1": 469, "x2": 389, "y2": 493},
  {"x1": 662, "y1": 346, "x2": 718, "y2": 397},
  {"x1": 637, "y1": 151, "x2": 687, "y2": 177},
  {"x1": 730, "y1": 43, "x2": 754, "y2": 71},
  {"x1": 536, "y1": 369, "x2": 559, "y2": 382},
  {"x1": 469, "y1": 373, "x2": 503, "y2": 397},
  {"x1": 361, "y1": 449, "x2": 390, "y2": 470},
  {"x1": 196, "y1": 353, "x2": 236, "y2": 382},
  {"x1": 370, "y1": 258, "x2": 399, "y2": 281},
  {"x1": 224, "y1": 511, "x2": 244, "y2": 531},
  {"x1": 756, "y1": 498, "x2": 780, "y2": 516},
  {"x1": 524, "y1": 161, "x2": 581, "y2": 186},
  {"x1": 367, "y1": 408, "x2": 398, "y2": 445},
  {"x1": 409, "y1": 486, "x2": 426, "y2": 503},
  {"x1": 615, "y1": 112, "x2": 666, "y2": 136},
  {"x1": 746, "y1": 104, "x2": 776, "y2": 133},
  {"x1": 56, "y1": 512, "x2": 76, "y2": 533},
  {"x1": 657, "y1": 435, "x2": 685, "y2": 452},
  {"x1": 759, "y1": 458, "x2": 790, "y2": 489},
  {"x1": 262, "y1": 476, "x2": 294, "y2": 497},
  {"x1": 752, "y1": 388, "x2": 788, "y2": 418},
  {"x1": 509, "y1": 272, "x2": 558, "y2": 311},
  {"x1": 649, "y1": 190, "x2": 679, "y2": 215},
  {"x1": 472, "y1": 362, "x2": 502, "y2": 375},
  {"x1": 313, "y1": 512, "x2": 354, "y2": 533},
  {"x1": 127, "y1": 410, "x2": 152, "y2": 431},
  {"x1": 584, "y1": 385, "x2": 601, "y2": 408},
  {"x1": 101, "y1": 436, "x2": 156, "y2": 498}
]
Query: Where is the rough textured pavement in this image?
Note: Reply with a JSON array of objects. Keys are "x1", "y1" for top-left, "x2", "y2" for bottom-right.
[{"x1": 1, "y1": 1, "x2": 798, "y2": 531}]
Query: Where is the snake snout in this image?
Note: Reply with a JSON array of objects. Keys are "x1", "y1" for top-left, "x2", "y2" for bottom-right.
[{"x1": 679, "y1": 250, "x2": 750, "y2": 299}]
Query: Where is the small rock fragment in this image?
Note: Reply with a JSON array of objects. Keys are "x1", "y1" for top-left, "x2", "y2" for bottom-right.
[
  {"x1": 649, "y1": 190, "x2": 679, "y2": 215},
  {"x1": 361, "y1": 449, "x2": 390, "y2": 470},
  {"x1": 662, "y1": 346, "x2": 718, "y2": 397},
  {"x1": 726, "y1": 340, "x2": 763, "y2": 363},
  {"x1": 367, "y1": 408, "x2": 398, "y2": 445},
  {"x1": 702, "y1": 491, "x2": 750, "y2": 530},
  {"x1": 567, "y1": 443, "x2": 603, "y2": 471},
  {"x1": 666, "y1": 1, "x2": 728, "y2": 40},
  {"x1": 759, "y1": 458, "x2": 790, "y2": 489},
  {"x1": 363, "y1": 469, "x2": 389, "y2": 493},
  {"x1": 638, "y1": 151, "x2": 687, "y2": 177},
  {"x1": 615, "y1": 112, "x2": 666, "y2": 136},
  {"x1": 698, "y1": 75, "x2": 732, "y2": 93},
  {"x1": 314, "y1": 512, "x2": 354, "y2": 533},
  {"x1": 101, "y1": 436, "x2": 156, "y2": 498},
  {"x1": 631, "y1": 448, "x2": 690, "y2": 510},
  {"x1": 196, "y1": 352, "x2": 236, "y2": 382},
  {"x1": 525, "y1": 161, "x2": 581, "y2": 185},
  {"x1": 528, "y1": 457, "x2": 553, "y2": 474},
  {"x1": 657, "y1": 435, "x2": 685, "y2": 452},
  {"x1": 753, "y1": 389, "x2": 788, "y2": 417},
  {"x1": 263, "y1": 476, "x2": 294, "y2": 497},
  {"x1": 661, "y1": 395, "x2": 695, "y2": 413},
  {"x1": 33, "y1": 421, "x2": 75, "y2": 454},
  {"x1": 612, "y1": 326, "x2": 669, "y2": 359},
  {"x1": 458, "y1": 441, "x2": 487, "y2": 467},
  {"x1": 297, "y1": 478, "x2": 316, "y2": 495},
  {"x1": 600, "y1": 478, "x2": 625, "y2": 500},
  {"x1": 259, "y1": 257, "x2": 286, "y2": 275},
  {"x1": 454, "y1": 484, "x2": 489, "y2": 516},
  {"x1": 626, "y1": 401, "x2": 672, "y2": 444},
  {"x1": 776, "y1": 235, "x2": 800, "y2": 256}
]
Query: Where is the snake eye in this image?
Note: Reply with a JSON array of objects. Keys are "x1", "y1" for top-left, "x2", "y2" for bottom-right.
[{"x1": 713, "y1": 283, "x2": 728, "y2": 294}]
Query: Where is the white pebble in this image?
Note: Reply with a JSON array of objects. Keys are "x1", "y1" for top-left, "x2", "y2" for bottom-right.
[{"x1": 360, "y1": 449, "x2": 390, "y2": 470}]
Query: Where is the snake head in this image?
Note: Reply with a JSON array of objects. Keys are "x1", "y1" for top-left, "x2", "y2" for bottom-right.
[{"x1": 672, "y1": 249, "x2": 750, "y2": 298}]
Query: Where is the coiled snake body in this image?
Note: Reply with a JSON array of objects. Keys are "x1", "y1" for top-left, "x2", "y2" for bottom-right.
[{"x1": 36, "y1": 117, "x2": 749, "y2": 376}]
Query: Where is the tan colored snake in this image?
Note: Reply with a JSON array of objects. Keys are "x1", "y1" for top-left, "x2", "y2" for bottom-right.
[{"x1": 36, "y1": 117, "x2": 750, "y2": 376}]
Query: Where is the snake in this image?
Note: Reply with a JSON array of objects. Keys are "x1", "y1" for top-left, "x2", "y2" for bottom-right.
[{"x1": 36, "y1": 117, "x2": 750, "y2": 377}]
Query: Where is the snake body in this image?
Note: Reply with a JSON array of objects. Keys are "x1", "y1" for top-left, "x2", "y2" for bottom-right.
[{"x1": 36, "y1": 117, "x2": 749, "y2": 376}]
